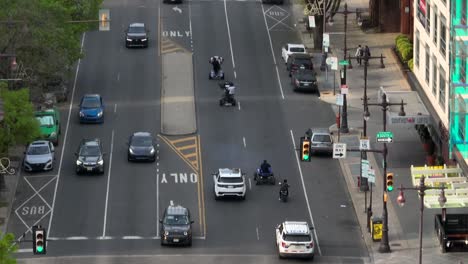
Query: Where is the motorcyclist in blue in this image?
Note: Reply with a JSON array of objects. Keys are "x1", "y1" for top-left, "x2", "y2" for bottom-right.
[{"x1": 260, "y1": 160, "x2": 272, "y2": 175}]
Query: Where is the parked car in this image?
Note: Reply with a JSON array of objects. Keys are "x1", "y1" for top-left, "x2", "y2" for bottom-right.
[
  {"x1": 23, "y1": 140, "x2": 55, "y2": 172},
  {"x1": 291, "y1": 68, "x2": 318, "y2": 93},
  {"x1": 160, "y1": 203, "x2": 194, "y2": 246},
  {"x1": 275, "y1": 221, "x2": 315, "y2": 259},
  {"x1": 79, "y1": 94, "x2": 104, "y2": 123},
  {"x1": 213, "y1": 168, "x2": 246, "y2": 200},
  {"x1": 125, "y1": 23, "x2": 148, "y2": 48},
  {"x1": 287, "y1": 53, "x2": 314, "y2": 77},
  {"x1": 128, "y1": 132, "x2": 156, "y2": 162},
  {"x1": 281, "y1": 44, "x2": 306, "y2": 63},
  {"x1": 35, "y1": 108, "x2": 61, "y2": 146},
  {"x1": 75, "y1": 138, "x2": 105, "y2": 174}
]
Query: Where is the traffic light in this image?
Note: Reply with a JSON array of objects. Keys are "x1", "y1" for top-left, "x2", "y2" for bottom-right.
[
  {"x1": 300, "y1": 137, "x2": 311, "y2": 162},
  {"x1": 386, "y1": 173, "x2": 394, "y2": 192},
  {"x1": 32, "y1": 226, "x2": 46, "y2": 255}
]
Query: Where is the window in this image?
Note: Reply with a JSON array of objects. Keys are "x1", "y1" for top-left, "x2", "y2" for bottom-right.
[
  {"x1": 415, "y1": 31, "x2": 420, "y2": 67},
  {"x1": 426, "y1": 4, "x2": 431, "y2": 33},
  {"x1": 425, "y1": 47, "x2": 430, "y2": 84},
  {"x1": 433, "y1": 8, "x2": 438, "y2": 45},
  {"x1": 463, "y1": 0, "x2": 467, "y2": 25},
  {"x1": 432, "y1": 56, "x2": 437, "y2": 95},
  {"x1": 461, "y1": 53, "x2": 467, "y2": 83},
  {"x1": 439, "y1": 68, "x2": 446, "y2": 109},
  {"x1": 440, "y1": 16, "x2": 447, "y2": 58}
]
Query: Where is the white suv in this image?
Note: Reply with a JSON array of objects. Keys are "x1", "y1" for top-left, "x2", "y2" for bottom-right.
[
  {"x1": 213, "y1": 168, "x2": 246, "y2": 200},
  {"x1": 281, "y1": 44, "x2": 306, "y2": 63},
  {"x1": 276, "y1": 221, "x2": 315, "y2": 259}
]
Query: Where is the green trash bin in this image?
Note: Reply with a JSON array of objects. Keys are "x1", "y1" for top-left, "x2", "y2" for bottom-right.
[{"x1": 371, "y1": 217, "x2": 383, "y2": 242}]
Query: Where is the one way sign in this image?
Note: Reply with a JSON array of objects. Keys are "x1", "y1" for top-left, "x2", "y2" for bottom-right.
[{"x1": 333, "y1": 143, "x2": 347, "y2": 159}]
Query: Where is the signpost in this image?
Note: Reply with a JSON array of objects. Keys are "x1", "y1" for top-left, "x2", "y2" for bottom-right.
[
  {"x1": 339, "y1": 60, "x2": 349, "y2": 66},
  {"x1": 368, "y1": 169, "x2": 376, "y2": 183},
  {"x1": 341, "y1": 84, "x2": 349, "y2": 95},
  {"x1": 336, "y1": 94, "x2": 343, "y2": 106},
  {"x1": 376, "y1": 131, "x2": 393, "y2": 143},
  {"x1": 361, "y1": 159, "x2": 369, "y2": 178},
  {"x1": 333, "y1": 143, "x2": 347, "y2": 159},
  {"x1": 360, "y1": 137, "x2": 370, "y2": 150}
]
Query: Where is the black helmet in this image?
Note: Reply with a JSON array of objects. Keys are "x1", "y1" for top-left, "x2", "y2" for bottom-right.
[{"x1": 263, "y1": 160, "x2": 267, "y2": 163}]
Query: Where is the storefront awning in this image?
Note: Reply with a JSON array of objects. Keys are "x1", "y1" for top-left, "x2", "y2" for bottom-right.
[{"x1": 378, "y1": 88, "x2": 431, "y2": 125}]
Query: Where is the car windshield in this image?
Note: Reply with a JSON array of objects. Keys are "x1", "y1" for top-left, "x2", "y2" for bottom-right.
[
  {"x1": 81, "y1": 97, "x2": 101, "y2": 108},
  {"x1": 129, "y1": 26, "x2": 145, "y2": 33},
  {"x1": 131, "y1": 136, "x2": 153, "y2": 147},
  {"x1": 219, "y1": 176, "x2": 243, "y2": 183},
  {"x1": 27, "y1": 145, "x2": 50, "y2": 155},
  {"x1": 36, "y1": 116, "x2": 54, "y2": 127},
  {"x1": 313, "y1": 135, "x2": 332, "y2": 143},
  {"x1": 283, "y1": 234, "x2": 311, "y2": 242},
  {"x1": 290, "y1": 47, "x2": 305, "y2": 52},
  {"x1": 163, "y1": 215, "x2": 189, "y2": 225},
  {"x1": 80, "y1": 145, "x2": 101, "y2": 156}
]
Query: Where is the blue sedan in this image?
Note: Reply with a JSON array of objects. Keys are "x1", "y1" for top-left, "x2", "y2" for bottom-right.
[{"x1": 79, "y1": 94, "x2": 104, "y2": 123}]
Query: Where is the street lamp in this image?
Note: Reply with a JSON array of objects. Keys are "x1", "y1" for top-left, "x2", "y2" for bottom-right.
[
  {"x1": 329, "y1": 3, "x2": 361, "y2": 133},
  {"x1": 396, "y1": 176, "x2": 447, "y2": 264},
  {"x1": 366, "y1": 92, "x2": 406, "y2": 253},
  {"x1": 320, "y1": 0, "x2": 328, "y2": 72}
]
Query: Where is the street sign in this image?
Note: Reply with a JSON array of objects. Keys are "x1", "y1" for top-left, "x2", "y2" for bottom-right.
[
  {"x1": 336, "y1": 94, "x2": 343, "y2": 106},
  {"x1": 308, "y1": 16, "x2": 316, "y2": 28},
  {"x1": 341, "y1": 84, "x2": 349, "y2": 95},
  {"x1": 333, "y1": 143, "x2": 347, "y2": 159},
  {"x1": 326, "y1": 56, "x2": 338, "y2": 70},
  {"x1": 339, "y1": 60, "x2": 349, "y2": 66},
  {"x1": 368, "y1": 169, "x2": 376, "y2": 183},
  {"x1": 323, "y1": 33, "x2": 329, "y2": 47},
  {"x1": 361, "y1": 159, "x2": 369, "y2": 178},
  {"x1": 360, "y1": 138, "x2": 370, "y2": 150},
  {"x1": 376, "y1": 131, "x2": 393, "y2": 143}
]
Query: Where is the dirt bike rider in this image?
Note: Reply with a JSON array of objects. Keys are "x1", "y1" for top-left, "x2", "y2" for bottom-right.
[
  {"x1": 260, "y1": 160, "x2": 272, "y2": 176},
  {"x1": 279, "y1": 179, "x2": 289, "y2": 199},
  {"x1": 210, "y1": 56, "x2": 224, "y2": 76}
]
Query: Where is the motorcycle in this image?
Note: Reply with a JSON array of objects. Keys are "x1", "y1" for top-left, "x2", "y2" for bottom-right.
[
  {"x1": 254, "y1": 168, "x2": 275, "y2": 185},
  {"x1": 279, "y1": 182, "x2": 289, "y2": 202},
  {"x1": 219, "y1": 93, "x2": 236, "y2": 107}
]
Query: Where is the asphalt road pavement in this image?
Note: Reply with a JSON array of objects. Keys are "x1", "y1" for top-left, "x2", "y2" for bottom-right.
[{"x1": 10, "y1": 0, "x2": 369, "y2": 262}]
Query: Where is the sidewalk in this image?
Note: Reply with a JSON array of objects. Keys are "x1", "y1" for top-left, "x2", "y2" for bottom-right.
[
  {"x1": 0, "y1": 148, "x2": 22, "y2": 234},
  {"x1": 291, "y1": 0, "x2": 467, "y2": 263}
]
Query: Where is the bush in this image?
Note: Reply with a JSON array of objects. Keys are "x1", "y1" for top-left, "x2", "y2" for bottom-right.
[
  {"x1": 395, "y1": 34, "x2": 413, "y2": 65},
  {"x1": 408, "y1": 58, "x2": 414, "y2": 71},
  {"x1": 401, "y1": 43, "x2": 413, "y2": 62},
  {"x1": 395, "y1": 34, "x2": 408, "y2": 46}
]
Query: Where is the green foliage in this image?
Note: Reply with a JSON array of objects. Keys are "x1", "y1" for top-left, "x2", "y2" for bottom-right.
[
  {"x1": 395, "y1": 34, "x2": 413, "y2": 64},
  {"x1": 0, "y1": 0, "x2": 104, "y2": 93},
  {"x1": 0, "y1": 88, "x2": 40, "y2": 153},
  {"x1": 395, "y1": 34, "x2": 408, "y2": 46},
  {"x1": 0, "y1": 232, "x2": 17, "y2": 264},
  {"x1": 408, "y1": 58, "x2": 414, "y2": 71}
]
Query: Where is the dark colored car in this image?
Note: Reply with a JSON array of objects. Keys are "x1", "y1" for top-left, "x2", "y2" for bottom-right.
[
  {"x1": 291, "y1": 68, "x2": 318, "y2": 93},
  {"x1": 125, "y1": 23, "x2": 148, "y2": 48},
  {"x1": 23, "y1": 140, "x2": 55, "y2": 172},
  {"x1": 128, "y1": 132, "x2": 156, "y2": 162},
  {"x1": 163, "y1": 0, "x2": 183, "y2": 3},
  {"x1": 160, "y1": 204, "x2": 194, "y2": 246},
  {"x1": 75, "y1": 139, "x2": 105, "y2": 174},
  {"x1": 287, "y1": 54, "x2": 314, "y2": 77},
  {"x1": 79, "y1": 94, "x2": 104, "y2": 123}
]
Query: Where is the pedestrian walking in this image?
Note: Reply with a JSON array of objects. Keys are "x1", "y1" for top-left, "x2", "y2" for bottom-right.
[
  {"x1": 355, "y1": 45, "x2": 363, "y2": 65},
  {"x1": 364, "y1": 45, "x2": 371, "y2": 65}
]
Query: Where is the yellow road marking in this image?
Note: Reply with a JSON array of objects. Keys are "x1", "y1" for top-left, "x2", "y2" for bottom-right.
[
  {"x1": 178, "y1": 145, "x2": 197, "y2": 151},
  {"x1": 197, "y1": 135, "x2": 206, "y2": 237},
  {"x1": 185, "y1": 153, "x2": 197, "y2": 159},
  {"x1": 169, "y1": 136, "x2": 197, "y2": 144}
]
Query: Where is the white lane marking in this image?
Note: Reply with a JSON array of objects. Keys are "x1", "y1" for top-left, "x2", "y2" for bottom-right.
[
  {"x1": 102, "y1": 129, "x2": 115, "y2": 238},
  {"x1": 46, "y1": 236, "x2": 207, "y2": 241},
  {"x1": 23, "y1": 177, "x2": 52, "y2": 209},
  {"x1": 188, "y1": 0, "x2": 194, "y2": 51},
  {"x1": 237, "y1": 101, "x2": 241, "y2": 111},
  {"x1": 122, "y1": 236, "x2": 144, "y2": 240},
  {"x1": 156, "y1": 171, "x2": 160, "y2": 238},
  {"x1": 223, "y1": 0, "x2": 236, "y2": 69},
  {"x1": 117, "y1": 72, "x2": 120, "y2": 81},
  {"x1": 48, "y1": 32, "x2": 86, "y2": 234},
  {"x1": 65, "y1": 236, "x2": 89, "y2": 240},
  {"x1": 261, "y1": 4, "x2": 285, "y2": 100},
  {"x1": 114, "y1": 103, "x2": 117, "y2": 113},
  {"x1": 248, "y1": 178, "x2": 252, "y2": 190},
  {"x1": 289, "y1": 129, "x2": 322, "y2": 256},
  {"x1": 234, "y1": 71, "x2": 237, "y2": 79},
  {"x1": 256, "y1": 227, "x2": 259, "y2": 240},
  {"x1": 242, "y1": 137, "x2": 246, "y2": 148},
  {"x1": 17, "y1": 248, "x2": 33, "y2": 253}
]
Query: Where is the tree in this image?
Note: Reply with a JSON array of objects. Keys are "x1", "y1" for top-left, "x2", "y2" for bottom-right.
[
  {"x1": 305, "y1": 0, "x2": 341, "y2": 51},
  {"x1": 0, "y1": 85, "x2": 40, "y2": 154},
  {"x1": 0, "y1": 232, "x2": 17, "y2": 264},
  {"x1": 0, "y1": 0, "x2": 104, "y2": 96}
]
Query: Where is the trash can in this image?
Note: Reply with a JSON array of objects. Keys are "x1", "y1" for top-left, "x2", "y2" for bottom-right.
[{"x1": 371, "y1": 217, "x2": 383, "y2": 241}]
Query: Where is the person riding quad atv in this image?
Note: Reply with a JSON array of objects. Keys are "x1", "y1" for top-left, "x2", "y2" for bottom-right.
[
  {"x1": 254, "y1": 160, "x2": 275, "y2": 185},
  {"x1": 209, "y1": 56, "x2": 225, "y2": 80},
  {"x1": 219, "y1": 81, "x2": 236, "y2": 107}
]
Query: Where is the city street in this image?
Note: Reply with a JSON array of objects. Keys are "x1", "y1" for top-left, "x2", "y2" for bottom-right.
[{"x1": 8, "y1": 0, "x2": 368, "y2": 262}]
